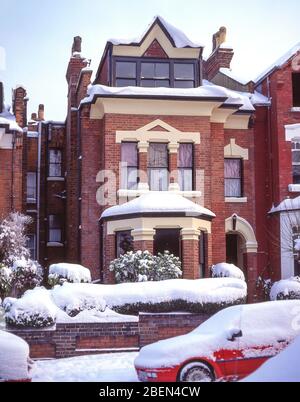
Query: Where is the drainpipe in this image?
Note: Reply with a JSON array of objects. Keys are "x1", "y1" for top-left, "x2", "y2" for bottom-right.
[
  {"x1": 266, "y1": 76, "x2": 274, "y2": 202},
  {"x1": 11, "y1": 131, "x2": 16, "y2": 210},
  {"x1": 36, "y1": 121, "x2": 42, "y2": 261}
]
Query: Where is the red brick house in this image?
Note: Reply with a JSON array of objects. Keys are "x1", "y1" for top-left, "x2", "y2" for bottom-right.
[{"x1": 1, "y1": 17, "x2": 300, "y2": 301}]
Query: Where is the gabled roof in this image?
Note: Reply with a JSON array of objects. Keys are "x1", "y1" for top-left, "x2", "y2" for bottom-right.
[
  {"x1": 108, "y1": 16, "x2": 204, "y2": 49},
  {"x1": 255, "y1": 42, "x2": 300, "y2": 85}
]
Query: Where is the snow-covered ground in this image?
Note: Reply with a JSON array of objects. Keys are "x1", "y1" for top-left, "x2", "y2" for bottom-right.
[{"x1": 32, "y1": 353, "x2": 139, "y2": 382}]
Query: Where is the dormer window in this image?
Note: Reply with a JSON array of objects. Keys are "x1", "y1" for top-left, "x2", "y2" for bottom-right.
[{"x1": 114, "y1": 59, "x2": 198, "y2": 88}]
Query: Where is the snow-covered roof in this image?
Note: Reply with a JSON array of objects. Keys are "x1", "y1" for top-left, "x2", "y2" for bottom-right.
[
  {"x1": 0, "y1": 104, "x2": 23, "y2": 133},
  {"x1": 108, "y1": 16, "x2": 203, "y2": 49},
  {"x1": 269, "y1": 196, "x2": 300, "y2": 214},
  {"x1": 255, "y1": 42, "x2": 300, "y2": 84},
  {"x1": 219, "y1": 68, "x2": 252, "y2": 86},
  {"x1": 101, "y1": 192, "x2": 216, "y2": 220},
  {"x1": 82, "y1": 80, "x2": 257, "y2": 112}
]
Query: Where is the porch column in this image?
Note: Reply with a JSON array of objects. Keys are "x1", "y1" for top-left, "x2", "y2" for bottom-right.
[
  {"x1": 132, "y1": 228, "x2": 155, "y2": 254},
  {"x1": 181, "y1": 228, "x2": 200, "y2": 279},
  {"x1": 103, "y1": 233, "x2": 116, "y2": 284},
  {"x1": 168, "y1": 142, "x2": 180, "y2": 191},
  {"x1": 137, "y1": 142, "x2": 149, "y2": 190},
  {"x1": 244, "y1": 251, "x2": 258, "y2": 303}
]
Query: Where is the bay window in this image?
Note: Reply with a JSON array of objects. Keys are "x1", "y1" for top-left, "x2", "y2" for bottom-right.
[
  {"x1": 116, "y1": 61, "x2": 137, "y2": 87},
  {"x1": 121, "y1": 142, "x2": 138, "y2": 190},
  {"x1": 174, "y1": 63, "x2": 195, "y2": 88},
  {"x1": 141, "y1": 62, "x2": 170, "y2": 87},
  {"x1": 178, "y1": 143, "x2": 193, "y2": 191},
  {"x1": 116, "y1": 230, "x2": 134, "y2": 257},
  {"x1": 225, "y1": 158, "x2": 243, "y2": 198},
  {"x1": 292, "y1": 141, "x2": 300, "y2": 184},
  {"x1": 148, "y1": 143, "x2": 169, "y2": 191}
]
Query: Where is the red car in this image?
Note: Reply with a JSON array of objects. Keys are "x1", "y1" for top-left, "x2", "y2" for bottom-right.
[
  {"x1": 135, "y1": 300, "x2": 300, "y2": 382},
  {"x1": 0, "y1": 330, "x2": 32, "y2": 382}
]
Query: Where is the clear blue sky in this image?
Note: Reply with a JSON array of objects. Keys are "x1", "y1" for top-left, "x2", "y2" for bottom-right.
[{"x1": 0, "y1": 0, "x2": 300, "y2": 120}]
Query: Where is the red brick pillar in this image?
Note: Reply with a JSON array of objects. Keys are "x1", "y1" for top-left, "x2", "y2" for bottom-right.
[
  {"x1": 244, "y1": 252, "x2": 258, "y2": 303},
  {"x1": 210, "y1": 123, "x2": 226, "y2": 264},
  {"x1": 137, "y1": 142, "x2": 149, "y2": 189},
  {"x1": 168, "y1": 143, "x2": 179, "y2": 189},
  {"x1": 181, "y1": 229, "x2": 200, "y2": 279},
  {"x1": 132, "y1": 229, "x2": 155, "y2": 254},
  {"x1": 103, "y1": 234, "x2": 116, "y2": 284}
]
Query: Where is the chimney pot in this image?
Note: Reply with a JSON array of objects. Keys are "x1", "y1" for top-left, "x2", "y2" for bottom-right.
[
  {"x1": 72, "y1": 36, "x2": 82, "y2": 55},
  {"x1": 31, "y1": 112, "x2": 37, "y2": 121},
  {"x1": 38, "y1": 104, "x2": 45, "y2": 120}
]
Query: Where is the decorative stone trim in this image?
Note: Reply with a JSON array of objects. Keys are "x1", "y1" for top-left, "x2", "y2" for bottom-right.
[
  {"x1": 225, "y1": 197, "x2": 248, "y2": 203},
  {"x1": 132, "y1": 228, "x2": 156, "y2": 241},
  {"x1": 225, "y1": 214, "x2": 258, "y2": 253},
  {"x1": 181, "y1": 228, "x2": 201, "y2": 241},
  {"x1": 285, "y1": 123, "x2": 300, "y2": 141},
  {"x1": 288, "y1": 184, "x2": 300, "y2": 193},
  {"x1": 224, "y1": 138, "x2": 249, "y2": 160},
  {"x1": 137, "y1": 141, "x2": 149, "y2": 153},
  {"x1": 167, "y1": 142, "x2": 180, "y2": 153}
]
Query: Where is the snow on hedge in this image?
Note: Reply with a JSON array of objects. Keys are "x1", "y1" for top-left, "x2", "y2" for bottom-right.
[
  {"x1": 0, "y1": 330, "x2": 30, "y2": 381},
  {"x1": 51, "y1": 278, "x2": 247, "y2": 315},
  {"x1": 49, "y1": 263, "x2": 91, "y2": 285},
  {"x1": 211, "y1": 263, "x2": 245, "y2": 281},
  {"x1": 270, "y1": 277, "x2": 300, "y2": 300},
  {"x1": 56, "y1": 307, "x2": 138, "y2": 324},
  {"x1": 135, "y1": 300, "x2": 300, "y2": 370},
  {"x1": 4, "y1": 287, "x2": 58, "y2": 328},
  {"x1": 243, "y1": 335, "x2": 300, "y2": 382}
]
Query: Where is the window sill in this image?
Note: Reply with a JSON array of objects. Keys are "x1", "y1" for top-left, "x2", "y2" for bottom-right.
[
  {"x1": 288, "y1": 184, "x2": 300, "y2": 193},
  {"x1": 47, "y1": 177, "x2": 65, "y2": 182},
  {"x1": 47, "y1": 242, "x2": 64, "y2": 248},
  {"x1": 225, "y1": 197, "x2": 248, "y2": 203},
  {"x1": 26, "y1": 199, "x2": 37, "y2": 204},
  {"x1": 291, "y1": 107, "x2": 300, "y2": 112}
]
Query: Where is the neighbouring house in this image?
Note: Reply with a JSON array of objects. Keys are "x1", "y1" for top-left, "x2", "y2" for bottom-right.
[{"x1": 1, "y1": 16, "x2": 300, "y2": 301}]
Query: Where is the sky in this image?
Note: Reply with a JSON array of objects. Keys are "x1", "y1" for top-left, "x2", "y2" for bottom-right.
[{"x1": 1, "y1": 0, "x2": 300, "y2": 120}]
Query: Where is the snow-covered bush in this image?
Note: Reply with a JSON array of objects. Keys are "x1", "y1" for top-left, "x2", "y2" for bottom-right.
[
  {"x1": 4, "y1": 287, "x2": 57, "y2": 328},
  {"x1": 51, "y1": 283, "x2": 106, "y2": 317},
  {"x1": 109, "y1": 250, "x2": 182, "y2": 283},
  {"x1": 12, "y1": 258, "x2": 43, "y2": 296},
  {"x1": 270, "y1": 277, "x2": 300, "y2": 301},
  {"x1": 48, "y1": 263, "x2": 92, "y2": 287},
  {"x1": 52, "y1": 278, "x2": 247, "y2": 316},
  {"x1": 0, "y1": 264, "x2": 13, "y2": 299},
  {"x1": 0, "y1": 212, "x2": 32, "y2": 266},
  {"x1": 211, "y1": 262, "x2": 245, "y2": 281}
]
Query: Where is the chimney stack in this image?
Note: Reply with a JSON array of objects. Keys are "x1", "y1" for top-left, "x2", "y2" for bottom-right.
[
  {"x1": 72, "y1": 36, "x2": 82, "y2": 55},
  {"x1": 38, "y1": 104, "x2": 45, "y2": 121}
]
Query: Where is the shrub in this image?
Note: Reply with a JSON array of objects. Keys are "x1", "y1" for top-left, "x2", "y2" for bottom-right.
[
  {"x1": 12, "y1": 259, "x2": 43, "y2": 296},
  {"x1": 0, "y1": 264, "x2": 13, "y2": 300},
  {"x1": 270, "y1": 277, "x2": 300, "y2": 301},
  {"x1": 48, "y1": 263, "x2": 92, "y2": 287},
  {"x1": 211, "y1": 262, "x2": 245, "y2": 281},
  {"x1": 109, "y1": 250, "x2": 182, "y2": 283}
]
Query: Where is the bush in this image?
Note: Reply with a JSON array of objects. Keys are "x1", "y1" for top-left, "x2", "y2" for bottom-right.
[
  {"x1": 12, "y1": 259, "x2": 43, "y2": 296},
  {"x1": 48, "y1": 263, "x2": 92, "y2": 287},
  {"x1": 5, "y1": 313, "x2": 55, "y2": 329},
  {"x1": 270, "y1": 277, "x2": 300, "y2": 301},
  {"x1": 0, "y1": 264, "x2": 13, "y2": 300},
  {"x1": 211, "y1": 262, "x2": 245, "y2": 281},
  {"x1": 109, "y1": 250, "x2": 182, "y2": 283}
]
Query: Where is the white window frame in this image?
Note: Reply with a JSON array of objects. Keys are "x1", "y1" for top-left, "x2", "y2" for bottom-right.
[{"x1": 27, "y1": 172, "x2": 37, "y2": 203}]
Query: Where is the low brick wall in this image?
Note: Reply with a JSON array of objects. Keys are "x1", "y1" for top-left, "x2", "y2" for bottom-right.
[
  {"x1": 8, "y1": 313, "x2": 211, "y2": 359},
  {"x1": 139, "y1": 313, "x2": 211, "y2": 347}
]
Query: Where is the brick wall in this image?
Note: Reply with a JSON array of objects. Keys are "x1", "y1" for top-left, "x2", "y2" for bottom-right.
[{"x1": 8, "y1": 312, "x2": 212, "y2": 359}]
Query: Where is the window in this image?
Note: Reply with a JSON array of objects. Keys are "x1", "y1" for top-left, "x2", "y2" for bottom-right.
[
  {"x1": 27, "y1": 234, "x2": 36, "y2": 260},
  {"x1": 121, "y1": 142, "x2": 138, "y2": 190},
  {"x1": 224, "y1": 159, "x2": 243, "y2": 198},
  {"x1": 199, "y1": 231, "x2": 207, "y2": 278},
  {"x1": 292, "y1": 141, "x2": 300, "y2": 184},
  {"x1": 116, "y1": 61, "x2": 137, "y2": 87},
  {"x1": 114, "y1": 59, "x2": 197, "y2": 88},
  {"x1": 148, "y1": 143, "x2": 169, "y2": 191},
  {"x1": 141, "y1": 62, "x2": 170, "y2": 87},
  {"x1": 116, "y1": 231, "x2": 134, "y2": 257},
  {"x1": 49, "y1": 149, "x2": 62, "y2": 177},
  {"x1": 178, "y1": 143, "x2": 193, "y2": 191},
  {"x1": 48, "y1": 215, "x2": 62, "y2": 243},
  {"x1": 292, "y1": 226, "x2": 300, "y2": 276},
  {"x1": 174, "y1": 63, "x2": 195, "y2": 88},
  {"x1": 154, "y1": 229, "x2": 181, "y2": 258},
  {"x1": 292, "y1": 73, "x2": 300, "y2": 107},
  {"x1": 27, "y1": 172, "x2": 37, "y2": 203}
]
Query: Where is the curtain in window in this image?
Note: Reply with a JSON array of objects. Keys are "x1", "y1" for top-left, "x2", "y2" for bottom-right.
[
  {"x1": 27, "y1": 172, "x2": 37, "y2": 201},
  {"x1": 225, "y1": 159, "x2": 242, "y2": 197},
  {"x1": 49, "y1": 150, "x2": 62, "y2": 177},
  {"x1": 149, "y1": 143, "x2": 168, "y2": 167},
  {"x1": 49, "y1": 215, "x2": 62, "y2": 243},
  {"x1": 121, "y1": 143, "x2": 138, "y2": 190},
  {"x1": 178, "y1": 144, "x2": 193, "y2": 191}
]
